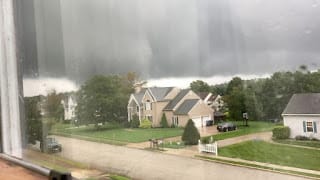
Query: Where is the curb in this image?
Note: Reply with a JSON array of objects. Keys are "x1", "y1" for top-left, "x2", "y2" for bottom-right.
[{"x1": 195, "y1": 156, "x2": 320, "y2": 180}]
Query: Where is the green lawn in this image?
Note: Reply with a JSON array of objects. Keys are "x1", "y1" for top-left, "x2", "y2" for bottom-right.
[
  {"x1": 219, "y1": 140, "x2": 320, "y2": 171},
  {"x1": 203, "y1": 121, "x2": 276, "y2": 141},
  {"x1": 53, "y1": 125, "x2": 183, "y2": 143},
  {"x1": 274, "y1": 139, "x2": 320, "y2": 148}
]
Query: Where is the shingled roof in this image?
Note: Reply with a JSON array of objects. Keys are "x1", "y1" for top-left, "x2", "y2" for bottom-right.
[
  {"x1": 132, "y1": 89, "x2": 147, "y2": 105},
  {"x1": 148, "y1": 87, "x2": 173, "y2": 101},
  {"x1": 164, "y1": 89, "x2": 190, "y2": 110},
  {"x1": 174, "y1": 99, "x2": 199, "y2": 115},
  {"x1": 282, "y1": 93, "x2": 320, "y2": 115}
]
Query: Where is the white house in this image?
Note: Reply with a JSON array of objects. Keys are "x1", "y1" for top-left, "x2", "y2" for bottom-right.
[
  {"x1": 61, "y1": 94, "x2": 77, "y2": 121},
  {"x1": 282, "y1": 93, "x2": 319, "y2": 139}
]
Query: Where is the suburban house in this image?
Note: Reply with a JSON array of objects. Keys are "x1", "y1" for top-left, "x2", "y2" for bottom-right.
[
  {"x1": 61, "y1": 93, "x2": 77, "y2": 121},
  {"x1": 282, "y1": 93, "x2": 319, "y2": 139},
  {"x1": 128, "y1": 87, "x2": 214, "y2": 127},
  {"x1": 196, "y1": 92, "x2": 224, "y2": 111}
]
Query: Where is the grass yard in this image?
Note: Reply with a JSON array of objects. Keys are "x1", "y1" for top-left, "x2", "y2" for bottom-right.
[
  {"x1": 163, "y1": 141, "x2": 186, "y2": 149},
  {"x1": 219, "y1": 140, "x2": 320, "y2": 171},
  {"x1": 274, "y1": 139, "x2": 320, "y2": 149},
  {"x1": 53, "y1": 125, "x2": 183, "y2": 143},
  {"x1": 203, "y1": 121, "x2": 276, "y2": 141}
]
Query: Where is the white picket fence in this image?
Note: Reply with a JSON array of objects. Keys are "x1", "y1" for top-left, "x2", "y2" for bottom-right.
[{"x1": 198, "y1": 140, "x2": 218, "y2": 156}]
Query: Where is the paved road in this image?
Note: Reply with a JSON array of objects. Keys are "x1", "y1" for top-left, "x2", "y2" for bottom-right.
[{"x1": 54, "y1": 136, "x2": 306, "y2": 180}]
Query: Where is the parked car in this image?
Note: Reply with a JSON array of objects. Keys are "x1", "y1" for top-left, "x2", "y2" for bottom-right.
[
  {"x1": 41, "y1": 137, "x2": 62, "y2": 153},
  {"x1": 217, "y1": 122, "x2": 237, "y2": 132}
]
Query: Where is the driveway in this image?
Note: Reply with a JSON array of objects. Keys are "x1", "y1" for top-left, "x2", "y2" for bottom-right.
[{"x1": 54, "y1": 136, "x2": 304, "y2": 180}]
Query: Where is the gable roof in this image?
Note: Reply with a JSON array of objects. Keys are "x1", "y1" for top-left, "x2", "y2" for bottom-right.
[
  {"x1": 164, "y1": 89, "x2": 190, "y2": 110},
  {"x1": 132, "y1": 88, "x2": 147, "y2": 105},
  {"x1": 148, "y1": 87, "x2": 173, "y2": 101},
  {"x1": 282, "y1": 93, "x2": 320, "y2": 115},
  {"x1": 174, "y1": 99, "x2": 199, "y2": 115}
]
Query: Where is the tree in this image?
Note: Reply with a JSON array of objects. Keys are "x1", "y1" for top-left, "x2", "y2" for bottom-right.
[
  {"x1": 45, "y1": 90, "x2": 64, "y2": 122},
  {"x1": 190, "y1": 80, "x2": 210, "y2": 93},
  {"x1": 160, "y1": 113, "x2": 169, "y2": 128},
  {"x1": 224, "y1": 77, "x2": 246, "y2": 120},
  {"x1": 182, "y1": 119, "x2": 200, "y2": 145},
  {"x1": 25, "y1": 96, "x2": 43, "y2": 145},
  {"x1": 76, "y1": 75, "x2": 134, "y2": 127},
  {"x1": 130, "y1": 114, "x2": 140, "y2": 128},
  {"x1": 226, "y1": 77, "x2": 243, "y2": 95}
]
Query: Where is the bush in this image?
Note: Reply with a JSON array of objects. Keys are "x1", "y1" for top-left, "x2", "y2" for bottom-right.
[
  {"x1": 130, "y1": 115, "x2": 140, "y2": 128},
  {"x1": 272, "y1": 126, "x2": 290, "y2": 139},
  {"x1": 182, "y1": 119, "x2": 200, "y2": 145},
  {"x1": 139, "y1": 119, "x2": 152, "y2": 128},
  {"x1": 295, "y1": 135, "x2": 310, "y2": 141},
  {"x1": 160, "y1": 113, "x2": 169, "y2": 128},
  {"x1": 201, "y1": 136, "x2": 215, "y2": 144}
]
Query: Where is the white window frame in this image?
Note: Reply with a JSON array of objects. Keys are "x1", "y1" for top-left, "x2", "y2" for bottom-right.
[
  {"x1": 0, "y1": 0, "x2": 23, "y2": 158},
  {"x1": 306, "y1": 121, "x2": 314, "y2": 132}
]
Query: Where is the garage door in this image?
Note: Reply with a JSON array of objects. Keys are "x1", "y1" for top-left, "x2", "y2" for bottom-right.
[
  {"x1": 192, "y1": 116, "x2": 211, "y2": 127},
  {"x1": 192, "y1": 117, "x2": 202, "y2": 127}
]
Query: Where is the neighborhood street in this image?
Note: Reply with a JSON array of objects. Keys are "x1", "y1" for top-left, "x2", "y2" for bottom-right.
[{"x1": 54, "y1": 136, "x2": 306, "y2": 180}]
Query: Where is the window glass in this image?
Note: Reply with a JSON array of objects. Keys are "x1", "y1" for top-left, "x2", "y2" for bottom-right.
[
  {"x1": 306, "y1": 122, "x2": 314, "y2": 132},
  {"x1": 3, "y1": 0, "x2": 319, "y2": 179}
]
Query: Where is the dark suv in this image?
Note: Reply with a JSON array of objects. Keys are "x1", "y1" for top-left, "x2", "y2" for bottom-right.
[
  {"x1": 217, "y1": 122, "x2": 237, "y2": 132},
  {"x1": 41, "y1": 137, "x2": 62, "y2": 153}
]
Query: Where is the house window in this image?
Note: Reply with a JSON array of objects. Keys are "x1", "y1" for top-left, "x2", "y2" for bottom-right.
[
  {"x1": 306, "y1": 122, "x2": 314, "y2": 132},
  {"x1": 145, "y1": 100, "x2": 151, "y2": 111},
  {"x1": 136, "y1": 106, "x2": 139, "y2": 113},
  {"x1": 172, "y1": 116, "x2": 179, "y2": 126}
]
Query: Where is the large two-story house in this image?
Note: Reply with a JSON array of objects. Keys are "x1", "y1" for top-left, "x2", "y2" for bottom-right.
[{"x1": 127, "y1": 87, "x2": 214, "y2": 128}]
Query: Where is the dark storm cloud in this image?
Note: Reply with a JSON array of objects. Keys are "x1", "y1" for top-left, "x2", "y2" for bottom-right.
[{"x1": 23, "y1": 0, "x2": 320, "y2": 82}]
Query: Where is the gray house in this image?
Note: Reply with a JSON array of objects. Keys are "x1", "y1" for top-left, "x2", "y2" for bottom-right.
[{"x1": 282, "y1": 93, "x2": 319, "y2": 139}]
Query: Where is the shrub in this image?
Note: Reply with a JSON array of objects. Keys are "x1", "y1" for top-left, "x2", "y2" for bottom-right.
[
  {"x1": 295, "y1": 135, "x2": 310, "y2": 141},
  {"x1": 272, "y1": 126, "x2": 290, "y2": 139},
  {"x1": 160, "y1": 113, "x2": 169, "y2": 128},
  {"x1": 182, "y1": 119, "x2": 200, "y2": 145},
  {"x1": 201, "y1": 136, "x2": 215, "y2": 144},
  {"x1": 139, "y1": 119, "x2": 152, "y2": 128},
  {"x1": 130, "y1": 115, "x2": 140, "y2": 128}
]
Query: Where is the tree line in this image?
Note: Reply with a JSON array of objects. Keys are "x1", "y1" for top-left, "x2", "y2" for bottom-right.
[{"x1": 190, "y1": 67, "x2": 320, "y2": 121}]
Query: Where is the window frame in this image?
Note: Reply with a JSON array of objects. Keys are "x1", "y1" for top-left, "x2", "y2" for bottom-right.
[{"x1": 306, "y1": 121, "x2": 314, "y2": 133}]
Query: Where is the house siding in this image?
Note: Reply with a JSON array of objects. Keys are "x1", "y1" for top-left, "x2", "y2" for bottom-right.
[
  {"x1": 152, "y1": 101, "x2": 170, "y2": 127},
  {"x1": 176, "y1": 115, "x2": 190, "y2": 127},
  {"x1": 188, "y1": 101, "x2": 214, "y2": 121},
  {"x1": 164, "y1": 88, "x2": 180, "y2": 100},
  {"x1": 283, "y1": 115, "x2": 320, "y2": 139}
]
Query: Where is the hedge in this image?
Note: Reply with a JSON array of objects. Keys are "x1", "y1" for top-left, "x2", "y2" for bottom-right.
[{"x1": 272, "y1": 126, "x2": 290, "y2": 139}]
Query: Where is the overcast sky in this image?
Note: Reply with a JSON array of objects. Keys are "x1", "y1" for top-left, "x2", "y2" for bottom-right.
[{"x1": 22, "y1": 0, "x2": 320, "y2": 94}]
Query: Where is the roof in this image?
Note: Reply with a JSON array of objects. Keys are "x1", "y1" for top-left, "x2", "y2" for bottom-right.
[
  {"x1": 196, "y1": 92, "x2": 210, "y2": 100},
  {"x1": 282, "y1": 93, "x2": 320, "y2": 115},
  {"x1": 148, "y1": 87, "x2": 173, "y2": 101},
  {"x1": 133, "y1": 89, "x2": 147, "y2": 105},
  {"x1": 174, "y1": 99, "x2": 199, "y2": 115},
  {"x1": 164, "y1": 89, "x2": 190, "y2": 110}
]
